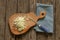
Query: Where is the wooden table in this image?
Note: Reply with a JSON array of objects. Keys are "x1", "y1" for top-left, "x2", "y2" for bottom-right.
[{"x1": 0, "y1": 0, "x2": 60, "y2": 40}]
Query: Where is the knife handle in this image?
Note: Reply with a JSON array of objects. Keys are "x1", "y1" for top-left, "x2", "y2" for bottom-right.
[{"x1": 38, "y1": 25, "x2": 49, "y2": 33}]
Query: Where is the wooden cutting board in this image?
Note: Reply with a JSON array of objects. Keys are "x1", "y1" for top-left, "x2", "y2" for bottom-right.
[{"x1": 9, "y1": 12, "x2": 46, "y2": 35}]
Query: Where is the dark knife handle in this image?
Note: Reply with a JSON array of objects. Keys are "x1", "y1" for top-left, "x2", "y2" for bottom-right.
[{"x1": 38, "y1": 25, "x2": 49, "y2": 33}]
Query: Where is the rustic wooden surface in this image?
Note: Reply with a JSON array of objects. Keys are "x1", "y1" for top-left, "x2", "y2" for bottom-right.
[{"x1": 0, "y1": 0, "x2": 60, "y2": 40}]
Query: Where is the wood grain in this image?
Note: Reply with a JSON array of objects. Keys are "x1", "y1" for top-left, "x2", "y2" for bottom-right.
[
  {"x1": 18, "y1": 0, "x2": 29, "y2": 13},
  {"x1": 47, "y1": 0, "x2": 56, "y2": 40},
  {"x1": 28, "y1": 0, "x2": 36, "y2": 40},
  {"x1": 5, "y1": 0, "x2": 17, "y2": 40},
  {"x1": 30, "y1": 0, "x2": 36, "y2": 12},
  {"x1": 55, "y1": 0, "x2": 60, "y2": 40},
  {"x1": 0, "y1": 0, "x2": 6, "y2": 40},
  {"x1": 36, "y1": 0, "x2": 48, "y2": 40},
  {"x1": 16, "y1": 0, "x2": 36, "y2": 40},
  {"x1": 15, "y1": 0, "x2": 29, "y2": 40},
  {"x1": 0, "y1": 0, "x2": 57, "y2": 40},
  {"x1": 36, "y1": 0, "x2": 56, "y2": 40},
  {"x1": 8, "y1": 0, "x2": 55, "y2": 40}
]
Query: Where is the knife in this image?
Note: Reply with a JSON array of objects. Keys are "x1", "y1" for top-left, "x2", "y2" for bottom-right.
[{"x1": 28, "y1": 17, "x2": 49, "y2": 33}]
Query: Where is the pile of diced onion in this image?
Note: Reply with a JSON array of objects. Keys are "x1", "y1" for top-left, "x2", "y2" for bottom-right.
[{"x1": 14, "y1": 16, "x2": 26, "y2": 31}]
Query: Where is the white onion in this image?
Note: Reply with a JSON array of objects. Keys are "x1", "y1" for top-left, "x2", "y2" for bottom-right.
[{"x1": 14, "y1": 16, "x2": 26, "y2": 31}]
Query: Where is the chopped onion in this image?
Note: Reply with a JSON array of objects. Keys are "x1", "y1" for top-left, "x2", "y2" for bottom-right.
[{"x1": 14, "y1": 16, "x2": 26, "y2": 31}]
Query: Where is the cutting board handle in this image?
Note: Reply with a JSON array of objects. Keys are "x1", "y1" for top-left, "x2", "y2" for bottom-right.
[{"x1": 37, "y1": 11, "x2": 46, "y2": 20}]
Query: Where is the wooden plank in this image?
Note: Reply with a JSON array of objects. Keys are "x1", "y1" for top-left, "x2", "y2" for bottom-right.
[
  {"x1": 28, "y1": 0, "x2": 36, "y2": 40},
  {"x1": 5, "y1": 0, "x2": 17, "y2": 40},
  {"x1": 18, "y1": 0, "x2": 29, "y2": 13},
  {"x1": 42, "y1": 0, "x2": 45, "y2": 4},
  {"x1": 28, "y1": 28, "x2": 36, "y2": 40},
  {"x1": 15, "y1": 0, "x2": 29, "y2": 40},
  {"x1": 37, "y1": 33, "x2": 48, "y2": 40},
  {"x1": 55, "y1": 0, "x2": 60, "y2": 40},
  {"x1": 36, "y1": 0, "x2": 48, "y2": 40},
  {"x1": 30, "y1": 0, "x2": 36, "y2": 12},
  {"x1": 36, "y1": 0, "x2": 56, "y2": 40},
  {"x1": 16, "y1": 0, "x2": 36, "y2": 40},
  {"x1": 46, "y1": 0, "x2": 56, "y2": 40},
  {"x1": 0, "y1": 0, "x2": 6, "y2": 40}
]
